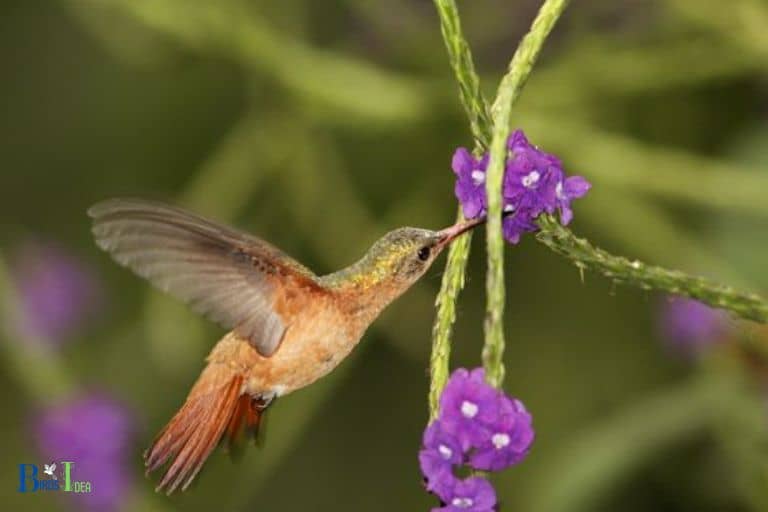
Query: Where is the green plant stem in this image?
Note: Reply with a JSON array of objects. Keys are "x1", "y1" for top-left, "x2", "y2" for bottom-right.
[
  {"x1": 482, "y1": 155, "x2": 506, "y2": 386},
  {"x1": 429, "y1": 210, "x2": 473, "y2": 418},
  {"x1": 428, "y1": 0, "x2": 490, "y2": 418},
  {"x1": 429, "y1": 0, "x2": 572, "y2": 410},
  {"x1": 480, "y1": 115, "x2": 509, "y2": 388},
  {"x1": 482, "y1": 0, "x2": 571, "y2": 388},
  {"x1": 432, "y1": 0, "x2": 493, "y2": 148},
  {"x1": 488, "y1": 0, "x2": 572, "y2": 118},
  {"x1": 536, "y1": 215, "x2": 768, "y2": 322}
]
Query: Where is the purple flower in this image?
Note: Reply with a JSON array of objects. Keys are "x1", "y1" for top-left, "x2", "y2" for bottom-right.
[
  {"x1": 431, "y1": 476, "x2": 497, "y2": 512},
  {"x1": 555, "y1": 175, "x2": 591, "y2": 225},
  {"x1": 501, "y1": 206, "x2": 539, "y2": 245},
  {"x1": 504, "y1": 130, "x2": 591, "y2": 232},
  {"x1": 34, "y1": 393, "x2": 135, "y2": 512},
  {"x1": 12, "y1": 240, "x2": 101, "y2": 344},
  {"x1": 469, "y1": 396, "x2": 535, "y2": 472},
  {"x1": 439, "y1": 368, "x2": 500, "y2": 449},
  {"x1": 659, "y1": 297, "x2": 730, "y2": 354},
  {"x1": 451, "y1": 129, "x2": 591, "y2": 244},
  {"x1": 503, "y1": 133, "x2": 561, "y2": 217},
  {"x1": 419, "y1": 420, "x2": 464, "y2": 496},
  {"x1": 453, "y1": 148, "x2": 489, "y2": 218},
  {"x1": 420, "y1": 367, "x2": 535, "y2": 509}
]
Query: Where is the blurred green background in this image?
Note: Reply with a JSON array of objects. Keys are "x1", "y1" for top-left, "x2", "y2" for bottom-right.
[{"x1": 1, "y1": 0, "x2": 768, "y2": 511}]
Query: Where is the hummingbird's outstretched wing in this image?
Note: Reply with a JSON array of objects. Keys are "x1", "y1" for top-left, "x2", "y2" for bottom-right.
[{"x1": 89, "y1": 198, "x2": 323, "y2": 357}]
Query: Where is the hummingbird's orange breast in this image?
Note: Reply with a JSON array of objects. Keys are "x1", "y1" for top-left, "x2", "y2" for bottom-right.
[
  {"x1": 247, "y1": 291, "x2": 356, "y2": 395},
  {"x1": 206, "y1": 279, "x2": 401, "y2": 399},
  {"x1": 202, "y1": 267, "x2": 408, "y2": 401}
]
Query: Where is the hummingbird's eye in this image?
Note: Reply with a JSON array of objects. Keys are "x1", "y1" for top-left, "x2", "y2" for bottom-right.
[{"x1": 417, "y1": 246, "x2": 431, "y2": 261}]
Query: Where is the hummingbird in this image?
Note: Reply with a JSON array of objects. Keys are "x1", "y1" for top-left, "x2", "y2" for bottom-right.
[{"x1": 88, "y1": 198, "x2": 481, "y2": 494}]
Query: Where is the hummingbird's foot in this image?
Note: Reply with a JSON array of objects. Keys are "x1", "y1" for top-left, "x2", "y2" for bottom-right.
[{"x1": 255, "y1": 391, "x2": 276, "y2": 410}]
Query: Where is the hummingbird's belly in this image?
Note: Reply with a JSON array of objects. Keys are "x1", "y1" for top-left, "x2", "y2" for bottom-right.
[{"x1": 244, "y1": 300, "x2": 361, "y2": 397}]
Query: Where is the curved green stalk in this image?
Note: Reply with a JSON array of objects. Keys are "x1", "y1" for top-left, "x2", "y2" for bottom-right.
[{"x1": 536, "y1": 214, "x2": 768, "y2": 322}]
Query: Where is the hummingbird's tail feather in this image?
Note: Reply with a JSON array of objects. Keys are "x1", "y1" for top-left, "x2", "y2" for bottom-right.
[
  {"x1": 144, "y1": 367, "x2": 249, "y2": 494},
  {"x1": 225, "y1": 393, "x2": 264, "y2": 448}
]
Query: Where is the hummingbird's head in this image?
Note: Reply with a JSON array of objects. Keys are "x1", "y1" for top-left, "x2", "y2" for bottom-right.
[
  {"x1": 321, "y1": 217, "x2": 483, "y2": 323},
  {"x1": 347, "y1": 217, "x2": 484, "y2": 290}
]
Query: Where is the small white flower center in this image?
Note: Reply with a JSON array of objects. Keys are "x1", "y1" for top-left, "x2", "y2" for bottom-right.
[
  {"x1": 438, "y1": 444, "x2": 453, "y2": 460},
  {"x1": 452, "y1": 497, "x2": 474, "y2": 508},
  {"x1": 460, "y1": 400, "x2": 479, "y2": 418},
  {"x1": 492, "y1": 432, "x2": 511, "y2": 450},
  {"x1": 555, "y1": 181, "x2": 564, "y2": 199},
  {"x1": 471, "y1": 170, "x2": 485, "y2": 186},
  {"x1": 521, "y1": 170, "x2": 540, "y2": 188},
  {"x1": 503, "y1": 203, "x2": 515, "y2": 213}
]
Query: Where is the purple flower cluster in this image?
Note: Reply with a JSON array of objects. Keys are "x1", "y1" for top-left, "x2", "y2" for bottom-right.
[
  {"x1": 12, "y1": 240, "x2": 102, "y2": 345},
  {"x1": 34, "y1": 393, "x2": 135, "y2": 512},
  {"x1": 420, "y1": 368, "x2": 534, "y2": 511},
  {"x1": 659, "y1": 296, "x2": 731, "y2": 355},
  {"x1": 453, "y1": 130, "x2": 591, "y2": 244}
]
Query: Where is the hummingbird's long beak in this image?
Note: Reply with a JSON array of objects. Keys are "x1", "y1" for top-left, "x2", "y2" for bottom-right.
[{"x1": 435, "y1": 216, "x2": 485, "y2": 249}]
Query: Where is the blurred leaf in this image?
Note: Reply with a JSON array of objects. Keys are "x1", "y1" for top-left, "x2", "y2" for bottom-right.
[
  {"x1": 698, "y1": 355, "x2": 768, "y2": 511},
  {"x1": 65, "y1": 0, "x2": 431, "y2": 123},
  {"x1": 523, "y1": 376, "x2": 732, "y2": 512},
  {"x1": 144, "y1": 296, "x2": 207, "y2": 376},
  {"x1": 669, "y1": 0, "x2": 768, "y2": 56},
  {"x1": 64, "y1": 0, "x2": 179, "y2": 68},
  {"x1": 714, "y1": 125, "x2": 768, "y2": 290},
  {"x1": 178, "y1": 109, "x2": 291, "y2": 219},
  {"x1": 527, "y1": 35, "x2": 763, "y2": 110}
]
